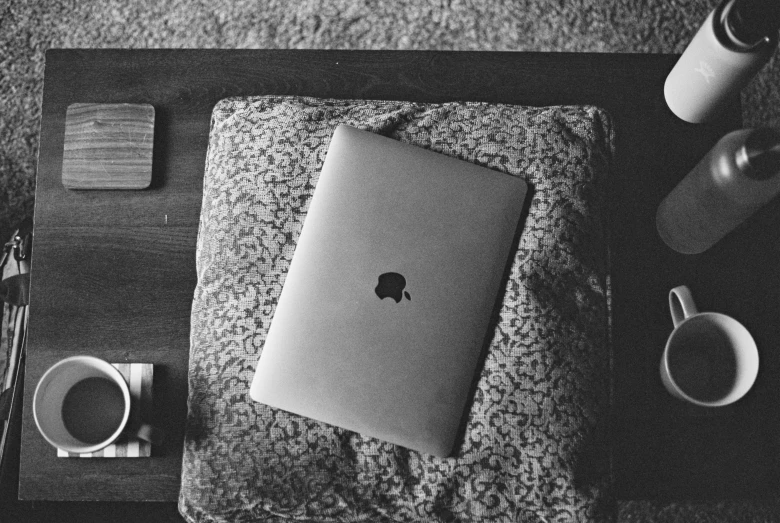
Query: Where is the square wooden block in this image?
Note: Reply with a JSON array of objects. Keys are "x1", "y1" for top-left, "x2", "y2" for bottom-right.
[{"x1": 62, "y1": 103, "x2": 155, "y2": 190}]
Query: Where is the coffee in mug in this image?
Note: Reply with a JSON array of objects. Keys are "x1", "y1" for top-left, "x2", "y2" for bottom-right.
[
  {"x1": 660, "y1": 286, "x2": 759, "y2": 407},
  {"x1": 61, "y1": 375, "x2": 126, "y2": 444},
  {"x1": 34, "y1": 355, "x2": 162, "y2": 453}
]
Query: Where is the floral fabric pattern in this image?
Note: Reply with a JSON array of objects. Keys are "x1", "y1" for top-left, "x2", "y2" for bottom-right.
[{"x1": 179, "y1": 96, "x2": 614, "y2": 523}]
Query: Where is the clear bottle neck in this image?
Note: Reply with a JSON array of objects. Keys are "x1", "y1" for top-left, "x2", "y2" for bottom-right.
[{"x1": 736, "y1": 128, "x2": 780, "y2": 180}]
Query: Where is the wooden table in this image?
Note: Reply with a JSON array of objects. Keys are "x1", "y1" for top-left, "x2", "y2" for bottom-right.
[{"x1": 21, "y1": 49, "x2": 772, "y2": 510}]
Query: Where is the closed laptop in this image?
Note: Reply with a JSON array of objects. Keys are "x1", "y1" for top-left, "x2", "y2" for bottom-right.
[{"x1": 250, "y1": 124, "x2": 527, "y2": 457}]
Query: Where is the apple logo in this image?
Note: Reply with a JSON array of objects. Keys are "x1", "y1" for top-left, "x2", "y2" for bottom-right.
[{"x1": 374, "y1": 272, "x2": 411, "y2": 303}]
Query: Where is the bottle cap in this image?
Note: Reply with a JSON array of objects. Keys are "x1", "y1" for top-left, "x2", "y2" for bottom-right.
[
  {"x1": 739, "y1": 127, "x2": 780, "y2": 180},
  {"x1": 727, "y1": 0, "x2": 780, "y2": 46}
]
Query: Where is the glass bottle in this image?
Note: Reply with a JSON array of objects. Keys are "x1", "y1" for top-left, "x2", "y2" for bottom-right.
[{"x1": 656, "y1": 127, "x2": 780, "y2": 253}]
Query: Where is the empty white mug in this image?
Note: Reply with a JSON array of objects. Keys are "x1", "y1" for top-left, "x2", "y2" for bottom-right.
[{"x1": 660, "y1": 286, "x2": 759, "y2": 407}]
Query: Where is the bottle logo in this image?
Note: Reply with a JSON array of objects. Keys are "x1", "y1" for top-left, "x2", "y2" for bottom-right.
[{"x1": 694, "y1": 60, "x2": 715, "y2": 84}]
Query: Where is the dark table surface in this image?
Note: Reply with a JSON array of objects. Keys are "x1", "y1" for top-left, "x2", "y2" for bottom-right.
[{"x1": 19, "y1": 49, "x2": 772, "y2": 512}]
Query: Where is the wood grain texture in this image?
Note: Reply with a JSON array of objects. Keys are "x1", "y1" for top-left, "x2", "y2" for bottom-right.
[
  {"x1": 21, "y1": 227, "x2": 194, "y2": 501},
  {"x1": 33, "y1": 50, "x2": 713, "y2": 229},
  {"x1": 62, "y1": 103, "x2": 154, "y2": 190},
  {"x1": 21, "y1": 49, "x2": 768, "y2": 511}
]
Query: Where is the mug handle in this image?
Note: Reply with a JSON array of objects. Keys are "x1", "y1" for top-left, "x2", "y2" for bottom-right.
[
  {"x1": 669, "y1": 285, "x2": 699, "y2": 327},
  {"x1": 130, "y1": 423, "x2": 165, "y2": 446}
]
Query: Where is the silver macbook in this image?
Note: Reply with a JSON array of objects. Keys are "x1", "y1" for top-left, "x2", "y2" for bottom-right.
[{"x1": 250, "y1": 124, "x2": 527, "y2": 457}]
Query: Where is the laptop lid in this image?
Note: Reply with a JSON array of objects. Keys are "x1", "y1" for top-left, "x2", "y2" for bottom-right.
[{"x1": 250, "y1": 124, "x2": 527, "y2": 457}]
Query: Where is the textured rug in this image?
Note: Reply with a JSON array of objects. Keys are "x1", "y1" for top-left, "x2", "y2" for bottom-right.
[{"x1": 2, "y1": 1, "x2": 780, "y2": 521}]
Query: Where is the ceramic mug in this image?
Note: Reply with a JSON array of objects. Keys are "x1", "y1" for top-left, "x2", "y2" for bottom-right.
[
  {"x1": 660, "y1": 286, "x2": 759, "y2": 407},
  {"x1": 33, "y1": 355, "x2": 162, "y2": 454}
]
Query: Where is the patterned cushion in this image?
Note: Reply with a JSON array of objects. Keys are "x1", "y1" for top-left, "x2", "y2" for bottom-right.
[{"x1": 179, "y1": 96, "x2": 614, "y2": 523}]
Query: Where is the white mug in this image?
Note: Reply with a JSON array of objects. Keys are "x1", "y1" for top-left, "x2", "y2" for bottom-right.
[
  {"x1": 660, "y1": 286, "x2": 759, "y2": 407},
  {"x1": 33, "y1": 355, "x2": 162, "y2": 454}
]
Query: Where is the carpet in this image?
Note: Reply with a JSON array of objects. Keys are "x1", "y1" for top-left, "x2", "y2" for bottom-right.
[{"x1": 2, "y1": 1, "x2": 780, "y2": 521}]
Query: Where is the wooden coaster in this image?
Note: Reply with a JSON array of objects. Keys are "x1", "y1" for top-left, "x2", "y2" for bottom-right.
[
  {"x1": 57, "y1": 363, "x2": 153, "y2": 458},
  {"x1": 62, "y1": 103, "x2": 155, "y2": 190}
]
